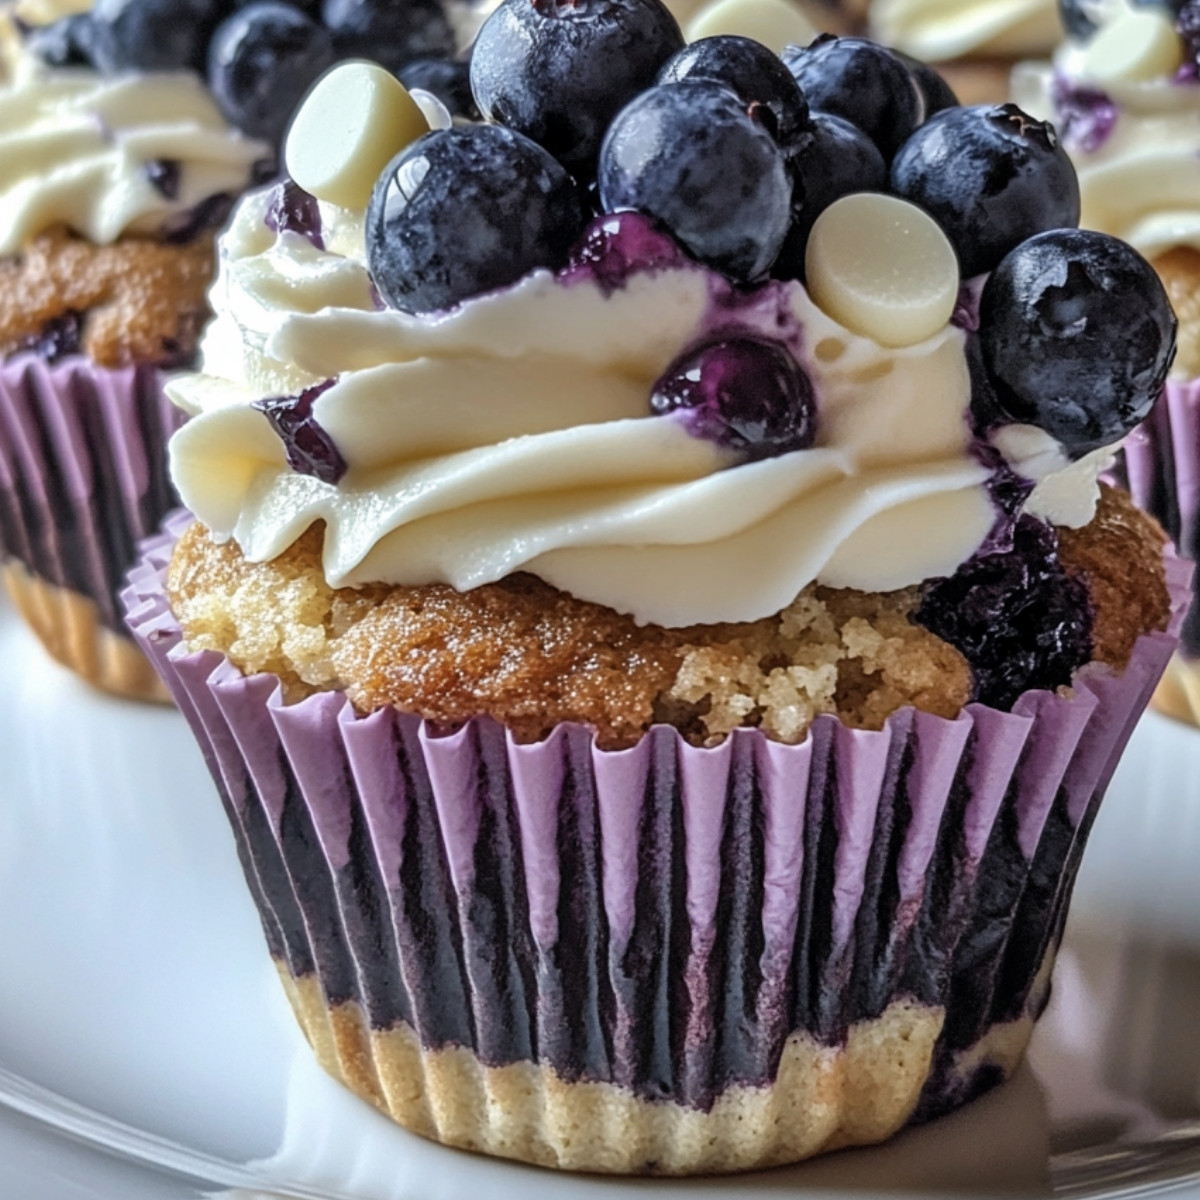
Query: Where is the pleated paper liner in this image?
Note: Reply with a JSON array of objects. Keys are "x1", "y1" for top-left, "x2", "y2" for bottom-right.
[
  {"x1": 125, "y1": 514, "x2": 1187, "y2": 1175},
  {"x1": 1116, "y1": 377, "x2": 1200, "y2": 727},
  {"x1": 0, "y1": 354, "x2": 181, "y2": 701}
]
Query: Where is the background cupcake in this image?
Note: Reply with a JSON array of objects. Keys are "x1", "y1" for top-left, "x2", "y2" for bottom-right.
[
  {"x1": 129, "y1": 13, "x2": 1182, "y2": 1176},
  {"x1": 1013, "y1": 0, "x2": 1200, "y2": 725}
]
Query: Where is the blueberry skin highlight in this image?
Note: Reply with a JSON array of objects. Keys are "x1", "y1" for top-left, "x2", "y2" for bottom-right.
[
  {"x1": 657, "y1": 35, "x2": 811, "y2": 156},
  {"x1": 26, "y1": 14, "x2": 97, "y2": 67},
  {"x1": 890, "y1": 104, "x2": 1081, "y2": 279},
  {"x1": 208, "y1": 2, "x2": 335, "y2": 144},
  {"x1": 598, "y1": 80, "x2": 792, "y2": 281},
  {"x1": 367, "y1": 124, "x2": 585, "y2": 315},
  {"x1": 772, "y1": 112, "x2": 886, "y2": 281},
  {"x1": 782, "y1": 36, "x2": 921, "y2": 161},
  {"x1": 470, "y1": 0, "x2": 684, "y2": 176},
  {"x1": 90, "y1": 0, "x2": 227, "y2": 72},
  {"x1": 979, "y1": 228, "x2": 1177, "y2": 455},
  {"x1": 321, "y1": 0, "x2": 454, "y2": 74}
]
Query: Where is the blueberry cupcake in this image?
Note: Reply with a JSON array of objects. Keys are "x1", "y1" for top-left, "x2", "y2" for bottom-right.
[
  {"x1": 127, "y1": 21, "x2": 1183, "y2": 1176},
  {"x1": 1013, "y1": 1, "x2": 1200, "y2": 724},
  {"x1": 869, "y1": 0, "x2": 1063, "y2": 103}
]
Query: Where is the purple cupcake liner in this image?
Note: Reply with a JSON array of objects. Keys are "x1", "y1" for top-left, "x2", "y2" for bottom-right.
[
  {"x1": 0, "y1": 354, "x2": 182, "y2": 636},
  {"x1": 124, "y1": 513, "x2": 1187, "y2": 1124}
]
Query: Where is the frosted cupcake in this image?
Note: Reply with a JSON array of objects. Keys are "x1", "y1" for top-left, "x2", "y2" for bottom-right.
[
  {"x1": 1013, "y1": 0, "x2": 1200, "y2": 724},
  {"x1": 870, "y1": 0, "x2": 1063, "y2": 103},
  {"x1": 127, "y1": 16, "x2": 1183, "y2": 1177}
]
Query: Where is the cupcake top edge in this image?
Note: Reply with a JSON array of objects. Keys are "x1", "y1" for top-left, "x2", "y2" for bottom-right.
[{"x1": 167, "y1": 29, "x2": 1176, "y2": 630}]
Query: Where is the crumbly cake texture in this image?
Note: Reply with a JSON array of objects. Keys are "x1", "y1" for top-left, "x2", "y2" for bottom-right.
[
  {"x1": 1152, "y1": 246, "x2": 1200, "y2": 380},
  {"x1": 280, "y1": 971, "x2": 949, "y2": 1175},
  {"x1": 167, "y1": 485, "x2": 1167, "y2": 748},
  {"x1": 0, "y1": 227, "x2": 214, "y2": 368}
]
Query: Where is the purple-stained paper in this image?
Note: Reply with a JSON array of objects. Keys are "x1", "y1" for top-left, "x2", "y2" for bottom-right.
[
  {"x1": 124, "y1": 513, "x2": 1187, "y2": 1123},
  {"x1": 1119, "y1": 378, "x2": 1200, "y2": 659},
  {"x1": 0, "y1": 353, "x2": 182, "y2": 634}
]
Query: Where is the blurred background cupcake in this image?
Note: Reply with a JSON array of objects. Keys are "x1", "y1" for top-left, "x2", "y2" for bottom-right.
[
  {"x1": 1012, "y1": 0, "x2": 1200, "y2": 725},
  {"x1": 126, "y1": 11, "x2": 1184, "y2": 1172}
]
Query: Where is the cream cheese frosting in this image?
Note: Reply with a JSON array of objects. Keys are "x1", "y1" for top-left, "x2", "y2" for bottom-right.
[
  {"x1": 1012, "y1": 7, "x2": 1200, "y2": 260},
  {"x1": 870, "y1": 0, "x2": 1062, "y2": 61},
  {"x1": 167, "y1": 187, "x2": 1106, "y2": 628},
  {"x1": 0, "y1": 20, "x2": 268, "y2": 254}
]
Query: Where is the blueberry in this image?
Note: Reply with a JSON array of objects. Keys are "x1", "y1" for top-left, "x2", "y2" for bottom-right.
[
  {"x1": 890, "y1": 104, "x2": 1080, "y2": 279},
  {"x1": 265, "y1": 179, "x2": 324, "y2": 248},
  {"x1": 321, "y1": 0, "x2": 454, "y2": 74},
  {"x1": 367, "y1": 124, "x2": 585, "y2": 314},
  {"x1": 562, "y1": 211, "x2": 690, "y2": 294},
  {"x1": 208, "y1": 2, "x2": 335, "y2": 144},
  {"x1": 771, "y1": 112, "x2": 886, "y2": 281},
  {"x1": 893, "y1": 50, "x2": 959, "y2": 120},
  {"x1": 650, "y1": 337, "x2": 817, "y2": 460},
  {"x1": 90, "y1": 0, "x2": 227, "y2": 72},
  {"x1": 781, "y1": 36, "x2": 921, "y2": 161},
  {"x1": 398, "y1": 58, "x2": 480, "y2": 121},
  {"x1": 598, "y1": 80, "x2": 792, "y2": 281},
  {"x1": 657, "y1": 35, "x2": 811, "y2": 156},
  {"x1": 25, "y1": 14, "x2": 97, "y2": 67},
  {"x1": 978, "y1": 229, "x2": 1177, "y2": 455},
  {"x1": 15, "y1": 311, "x2": 85, "y2": 364},
  {"x1": 253, "y1": 381, "x2": 347, "y2": 484},
  {"x1": 1059, "y1": 0, "x2": 1183, "y2": 41},
  {"x1": 470, "y1": 0, "x2": 684, "y2": 176},
  {"x1": 915, "y1": 515, "x2": 1092, "y2": 710},
  {"x1": 1180, "y1": 2, "x2": 1200, "y2": 68}
]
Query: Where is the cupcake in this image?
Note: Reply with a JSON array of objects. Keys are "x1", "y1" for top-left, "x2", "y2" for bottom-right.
[
  {"x1": 870, "y1": 0, "x2": 1064, "y2": 103},
  {"x1": 127, "y1": 18, "x2": 1183, "y2": 1177},
  {"x1": 1012, "y1": 1, "x2": 1200, "y2": 724},
  {"x1": 0, "y1": 0, "x2": 480, "y2": 699}
]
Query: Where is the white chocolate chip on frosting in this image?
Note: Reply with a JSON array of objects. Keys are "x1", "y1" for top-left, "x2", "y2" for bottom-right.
[
  {"x1": 285, "y1": 62, "x2": 429, "y2": 211},
  {"x1": 805, "y1": 193, "x2": 959, "y2": 349},
  {"x1": 685, "y1": 0, "x2": 817, "y2": 53},
  {"x1": 1079, "y1": 7, "x2": 1183, "y2": 85}
]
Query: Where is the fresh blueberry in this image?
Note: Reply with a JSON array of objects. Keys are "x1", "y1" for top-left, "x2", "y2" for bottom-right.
[
  {"x1": 367, "y1": 124, "x2": 585, "y2": 314},
  {"x1": 562, "y1": 211, "x2": 690, "y2": 294},
  {"x1": 1059, "y1": 0, "x2": 1184, "y2": 41},
  {"x1": 915, "y1": 515, "x2": 1092, "y2": 710},
  {"x1": 25, "y1": 14, "x2": 97, "y2": 67},
  {"x1": 90, "y1": 0, "x2": 228, "y2": 72},
  {"x1": 144, "y1": 158, "x2": 181, "y2": 200},
  {"x1": 321, "y1": 0, "x2": 454, "y2": 74},
  {"x1": 253, "y1": 381, "x2": 347, "y2": 484},
  {"x1": 470, "y1": 0, "x2": 684, "y2": 176},
  {"x1": 598, "y1": 80, "x2": 792, "y2": 281},
  {"x1": 398, "y1": 58, "x2": 480, "y2": 121},
  {"x1": 650, "y1": 337, "x2": 817, "y2": 461},
  {"x1": 893, "y1": 50, "x2": 959, "y2": 120},
  {"x1": 890, "y1": 104, "x2": 1081, "y2": 279},
  {"x1": 771, "y1": 112, "x2": 886, "y2": 281},
  {"x1": 657, "y1": 36, "x2": 811, "y2": 156},
  {"x1": 208, "y1": 2, "x2": 335, "y2": 144},
  {"x1": 1180, "y1": 2, "x2": 1200, "y2": 69},
  {"x1": 978, "y1": 229, "x2": 1177, "y2": 455},
  {"x1": 781, "y1": 36, "x2": 921, "y2": 161}
]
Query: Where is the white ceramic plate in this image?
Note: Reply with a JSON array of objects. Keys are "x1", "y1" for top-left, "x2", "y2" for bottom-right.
[{"x1": 2, "y1": 597, "x2": 1199, "y2": 1200}]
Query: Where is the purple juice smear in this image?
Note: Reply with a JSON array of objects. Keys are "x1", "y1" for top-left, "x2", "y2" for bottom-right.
[
  {"x1": 265, "y1": 179, "x2": 325, "y2": 250},
  {"x1": 253, "y1": 380, "x2": 347, "y2": 485},
  {"x1": 560, "y1": 211, "x2": 689, "y2": 295},
  {"x1": 915, "y1": 515, "x2": 1093, "y2": 710},
  {"x1": 1050, "y1": 76, "x2": 1118, "y2": 153}
]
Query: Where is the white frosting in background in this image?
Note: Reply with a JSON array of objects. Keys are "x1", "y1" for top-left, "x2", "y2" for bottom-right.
[
  {"x1": 1012, "y1": 13, "x2": 1200, "y2": 259},
  {"x1": 0, "y1": 43, "x2": 268, "y2": 253},
  {"x1": 166, "y1": 185, "x2": 1105, "y2": 628},
  {"x1": 871, "y1": 0, "x2": 1062, "y2": 61}
]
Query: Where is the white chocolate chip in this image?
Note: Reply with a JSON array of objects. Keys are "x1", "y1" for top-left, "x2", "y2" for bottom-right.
[
  {"x1": 805, "y1": 193, "x2": 959, "y2": 348},
  {"x1": 285, "y1": 61, "x2": 429, "y2": 212},
  {"x1": 685, "y1": 0, "x2": 817, "y2": 54},
  {"x1": 1079, "y1": 8, "x2": 1183, "y2": 85},
  {"x1": 408, "y1": 87, "x2": 454, "y2": 131}
]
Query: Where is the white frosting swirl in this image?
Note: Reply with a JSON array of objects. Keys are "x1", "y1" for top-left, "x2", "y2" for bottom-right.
[
  {"x1": 166, "y1": 188, "x2": 1104, "y2": 627},
  {"x1": 0, "y1": 50, "x2": 268, "y2": 254},
  {"x1": 871, "y1": 0, "x2": 1062, "y2": 61},
  {"x1": 1013, "y1": 47, "x2": 1200, "y2": 260}
]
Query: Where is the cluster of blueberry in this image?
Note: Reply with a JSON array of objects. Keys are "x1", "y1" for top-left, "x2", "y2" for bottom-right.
[
  {"x1": 363, "y1": 0, "x2": 1176, "y2": 464},
  {"x1": 25, "y1": 0, "x2": 458, "y2": 143},
  {"x1": 1058, "y1": 0, "x2": 1189, "y2": 42}
]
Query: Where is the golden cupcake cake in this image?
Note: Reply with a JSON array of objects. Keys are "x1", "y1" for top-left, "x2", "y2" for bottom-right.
[{"x1": 127, "y1": 13, "x2": 1184, "y2": 1176}]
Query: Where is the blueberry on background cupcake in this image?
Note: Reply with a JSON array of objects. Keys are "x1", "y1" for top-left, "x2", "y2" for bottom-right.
[{"x1": 126, "y1": 17, "x2": 1186, "y2": 1175}]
